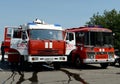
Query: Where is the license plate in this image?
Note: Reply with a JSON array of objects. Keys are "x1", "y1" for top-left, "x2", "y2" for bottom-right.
[
  {"x1": 45, "y1": 58, "x2": 53, "y2": 61},
  {"x1": 97, "y1": 59, "x2": 106, "y2": 62}
]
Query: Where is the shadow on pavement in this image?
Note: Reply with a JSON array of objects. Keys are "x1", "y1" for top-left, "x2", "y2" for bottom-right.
[
  {"x1": 60, "y1": 68, "x2": 89, "y2": 84},
  {"x1": 0, "y1": 61, "x2": 111, "y2": 84},
  {"x1": 62, "y1": 62, "x2": 105, "y2": 70},
  {"x1": 0, "y1": 61, "x2": 45, "y2": 84}
]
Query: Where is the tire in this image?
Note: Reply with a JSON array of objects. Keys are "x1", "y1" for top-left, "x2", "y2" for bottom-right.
[
  {"x1": 110, "y1": 62, "x2": 115, "y2": 66},
  {"x1": 74, "y1": 56, "x2": 82, "y2": 68},
  {"x1": 68, "y1": 53, "x2": 72, "y2": 61},
  {"x1": 19, "y1": 56, "x2": 31, "y2": 71},
  {"x1": 67, "y1": 54, "x2": 72, "y2": 66},
  {"x1": 20, "y1": 56, "x2": 24, "y2": 66},
  {"x1": 100, "y1": 63, "x2": 108, "y2": 69},
  {"x1": 19, "y1": 56, "x2": 26, "y2": 70},
  {"x1": 53, "y1": 63, "x2": 60, "y2": 70}
]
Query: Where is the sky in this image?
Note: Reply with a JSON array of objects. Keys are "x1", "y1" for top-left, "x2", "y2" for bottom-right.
[{"x1": 0, "y1": 0, "x2": 120, "y2": 41}]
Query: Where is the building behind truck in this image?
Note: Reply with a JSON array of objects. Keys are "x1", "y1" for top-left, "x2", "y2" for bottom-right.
[
  {"x1": 3, "y1": 19, "x2": 67, "y2": 69},
  {"x1": 65, "y1": 25, "x2": 115, "y2": 68}
]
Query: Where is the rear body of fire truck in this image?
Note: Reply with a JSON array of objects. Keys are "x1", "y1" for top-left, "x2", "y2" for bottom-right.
[
  {"x1": 4, "y1": 19, "x2": 67, "y2": 69},
  {"x1": 65, "y1": 26, "x2": 115, "y2": 68}
]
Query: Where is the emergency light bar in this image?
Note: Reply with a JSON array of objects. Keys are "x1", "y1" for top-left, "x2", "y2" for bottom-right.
[
  {"x1": 54, "y1": 24, "x2": 61, "y2": 27},
  {"x1": 23, "y1": 19, "x2": 63, "y2": 30},
  {"x1": 27, "y1": 23, "x2": 36, "y2": 25},
  {"x1": 28, "y1": 23, "x2": 61, "y2": 27}
]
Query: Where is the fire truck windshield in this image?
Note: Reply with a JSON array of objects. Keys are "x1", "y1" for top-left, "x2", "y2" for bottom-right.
[
  {"x1": 85, "y1": 32, "x2": 113, "y2": 47},
  {"x1": 30, "y1": 29, "x2": 63, "y2": 40}
]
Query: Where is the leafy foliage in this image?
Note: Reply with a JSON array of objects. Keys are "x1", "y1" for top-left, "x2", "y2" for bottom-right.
[{"x1": 86, "y1": 9, "x2": 120, "y2": 50}]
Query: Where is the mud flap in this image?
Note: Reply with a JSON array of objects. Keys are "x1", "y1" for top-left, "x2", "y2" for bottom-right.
[{"x1": 8, "y1": 49, "x2": 20, "y2": 63}]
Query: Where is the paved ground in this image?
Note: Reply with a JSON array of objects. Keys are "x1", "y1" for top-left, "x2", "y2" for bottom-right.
[{"x1": 0, "y1": 61, "x2": 120, "y2": 84}]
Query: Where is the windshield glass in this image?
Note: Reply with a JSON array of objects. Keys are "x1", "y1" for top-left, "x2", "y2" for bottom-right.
[
  {"x1": 84, "y1": 32, "x2": 113, "y2": 47},
  {"x1": 30, "y1": 29, "x2": 63, "y2": 40}
]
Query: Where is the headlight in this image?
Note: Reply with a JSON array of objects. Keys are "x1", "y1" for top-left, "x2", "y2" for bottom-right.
[
  {"x1": 87, "y1": 52, "x2": 95, "y2": 59},
  {"x1": 108, "y1": 52, "x2": 114, "y2": 59}
]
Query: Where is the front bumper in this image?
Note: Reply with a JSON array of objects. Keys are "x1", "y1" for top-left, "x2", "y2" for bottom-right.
[
  {"x1": 28, "y1": 56, "x2": 67, "y2": 62},
  {"x1": 83, "y1": 58, "x2": 115, "y2": 64}
]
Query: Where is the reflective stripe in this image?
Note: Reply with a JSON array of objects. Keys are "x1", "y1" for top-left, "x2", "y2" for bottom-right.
[
  {"x1": 49, "y1": 42, "x2": 52, "y2": 48},
  {"x1": 45, "y1": 42, "x2": 48, "y2": 48},
  {"x1": 45, "y1": 42, "x2": 52, "y2": 48},
  {"x1": 28, "y1": 56, "x2": 67, "y2": 62}
]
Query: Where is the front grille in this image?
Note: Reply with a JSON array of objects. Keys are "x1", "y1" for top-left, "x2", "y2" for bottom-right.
[
  {"x1": 96, "y1": 52, "x2": 108, "y2": 59},
  {"x1": 38, "y1": 49, "x2": 59, "y2": 55}
]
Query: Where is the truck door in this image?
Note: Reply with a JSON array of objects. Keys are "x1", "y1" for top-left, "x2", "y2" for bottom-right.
[
  {"x1": 65, "y1": 32, "x2": 76, "y2": 55},
  {"x1": 10, "y1": 29, "x2": 28, "y2": 55}
]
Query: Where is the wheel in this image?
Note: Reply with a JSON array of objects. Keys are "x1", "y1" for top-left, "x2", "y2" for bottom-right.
[
  {"x1": 74, "y1": 56, "x2": 82, "y2": 68},
  {"x1": 20, "y1": 56, "x2": 24, "y2": 66},
  {"x1": 10, "y1": 62, "x2": 19, "y2": 70},
  {"x1": 68, "y1": 53, "x2": 72, "y2": 62},
  {"x1": 67, "y1": 54, "x2": 72, "y2": 66},
  {"x1": 110, "y1": 62, "x2": 115, "y2": 66},
  {"x1": 53, "y1": 63, "x2": 60, "y2": 70},
  {"x1": 109, "y1": 59, "x2": 116, "y2": 66},
  {"x1": 19, "y1": 56, "x2": 26, "y2": 70},
  {"x1": 19, "y1": 56, "x2": 31, "y2": 70},
  {"x1": 100, "y1": 63, "x2": 108, "y2": 69}
]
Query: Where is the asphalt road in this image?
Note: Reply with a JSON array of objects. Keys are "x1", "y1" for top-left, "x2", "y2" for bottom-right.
[{"x1": 0, "y1": 61, "x2": 120, "y2": 84}]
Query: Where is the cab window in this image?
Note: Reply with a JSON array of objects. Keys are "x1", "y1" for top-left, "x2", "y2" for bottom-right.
[{"x1": 66, "y1": 32, "x2": 74, "y2": 41}]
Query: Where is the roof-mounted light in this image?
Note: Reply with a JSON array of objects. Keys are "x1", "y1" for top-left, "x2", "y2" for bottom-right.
[
  {"x1": 54, "y1": 24, "x2": 61, "y2": 27},
  {"x1": 27, "y1": 23, "x2": 36, "y2": 25},
  {"x1": 33, "y1": 18, "x2": 45, "y2": 24}
]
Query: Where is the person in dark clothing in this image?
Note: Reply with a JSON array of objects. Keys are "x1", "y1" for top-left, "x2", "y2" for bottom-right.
[{"x1": 1, "y1": 42, "x2": 5, "y2": 62}]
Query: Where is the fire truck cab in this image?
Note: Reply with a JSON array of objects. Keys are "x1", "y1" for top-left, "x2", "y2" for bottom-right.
[
  {"x1": 65, "y1": 26, "x2": 115, "y2": 68},
  {"x1": 4, "y1": 19, "x2": 67, "y2": 69}
]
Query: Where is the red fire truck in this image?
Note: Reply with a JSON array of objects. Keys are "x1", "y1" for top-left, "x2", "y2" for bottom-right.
[
  {"x1": 3, "y1": 19, "x2": 67, "y2": 69},
  {"x1": 65, "y1": 26, "x2": 115, "y2": 68}
]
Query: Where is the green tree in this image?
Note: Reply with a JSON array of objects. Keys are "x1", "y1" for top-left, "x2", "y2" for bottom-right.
[{"x1": 86, "y1": 9, "x2": 120, "y2": 50}]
